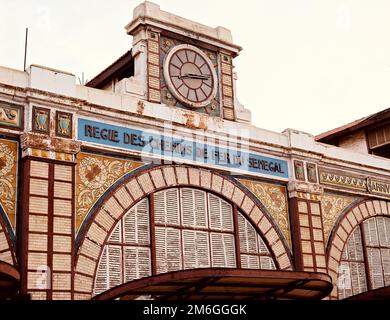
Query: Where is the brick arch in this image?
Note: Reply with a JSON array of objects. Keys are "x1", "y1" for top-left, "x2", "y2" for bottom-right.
[
  {"x1": 0, "y1": 206, "x2": 17, "y2": 266},
  {"x1": 73, "y1": 165, "x2": 293, "y2": 299},
  {"x1": 326, "y1": 199, "x2": 390, "y2": 299}
]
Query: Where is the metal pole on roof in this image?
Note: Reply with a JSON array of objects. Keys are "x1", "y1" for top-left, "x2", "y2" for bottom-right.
[{"x1": 24, "y1": 28, "x2": 28, "y2": 71}]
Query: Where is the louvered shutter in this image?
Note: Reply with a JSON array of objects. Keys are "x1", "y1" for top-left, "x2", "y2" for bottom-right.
[
  {"x1": 194, "y1": 190, "x2": 207, "y2": 228},
  {"x1": 182, "y1": 230, "x2": 196, "y2": 269},
  {"x1": 208, "y1": 194, "x2": 233, "y2": 231},
  {"x1": 109, "y1": 222, "x2": 121, "y2": 243},
  {"x1": 246, "y1": 223, "x2": 257, "y2": 253},
  {"x1": 238, "y1": 213, "x2": 259, "y2": 269},
  {"x1": 123, "y1": 198, "x2": 149, "y2": 245},
  {"x1": 137, "y1": 199, "x2": 150, "y2": 245},
  {"x1": 221, "y1": 200, "x2": 233, "y2": 231},
  {"x1": 181, "y1": 188, "x2": 208, "y2": 229},
  {"x1": 93, "y1": 199, "x2": 152, "y2": 297},
  {"x1": 339, "y1": 217, "x2": 390, "y2": 298},
  {"x1": 367, "y1": 247, "x2": 384, "y2": 289},
  {"x1": 347, "y1": 227, "x2": 364, "y2": 261},
  {"x1": 258, "y1": 236, "x2": 271, "y2": 255},
  {"x1": 341, "y1": 244, "x2": 349, "y2": 260},
  {"x1": 209, "y1": 194, "x2": 221, "y2": 230},
  {"x1": 154, "y1": 189, "x2": 180, "y2": 225},
  {"x1": 153, "y1": 190, "x2": 165, "y2": 224},
  {"x1": 224, "y1": 234, "x2": 236, "y2": 267},
  {"x1": 138, "y1": 247, "x2": 152, "y2": 278},
  {"x1": 339, "y1": 226, "x2": 367, "y2": 298},
  {"x1": 381, "y1": 248, "x2": 390, "y2": 286},
  {"x1": 123, "y1": 208, "x2": 136, "y2": 244},
  {"x1": 384, "y1": 218, "x2": 390, "y2": 247},
  {"x1": 197, "y1": 231, "x2": 210, "y2": 267},
  {"x1": 124, "y1": 246, "x2": 137, "y2": 281},
  {"x1": 124, "y1": 247, "x2": 151, "y2": 282},
  {"x1": 181, "y1": 189, "x2": 195, "y2": 227},
  {"x1": 166, "y1": 227, "x2": 182, "y2": 270},
  {"x1": 237, "y1": 212, "x2": 276, "y2": 270},
  {"x1": 107, "y1": 245, "x2": 122, "y2": 288},
  {"x1": 350, "y1": 262, "x2": 368, "y2": 295},
  {"x1": 363, "y1": 218, "x2": 385, "y2": 289},
  {"x1": 210, "y1": 233, "x2": 225, "y2": 267},
  {"x1": 166, "y1": 189, "x2": 180, "y2": 225},
  {"x1": 238, "y1": 213, "x2": 257, "y2": 254},
  {"x1": 259, "y1": 236, "x2": 275, "y2": 269},
  {"x1": 155, "y1": 227, "x2": 182, "y2": 274},
  {"x1": 241, "y1": 255, "x2": 259, "y2": 269},
  {"x1": 260, "y1": 256, "x2": 276, "y2": 270},
  {"x1": 377, "y1": 217, "x2": 390, "y2": 247},
  {"x1": 363, "y1": 218, "x2": 379, "y2": 246},
  {"x1": 338, "y1": 261, "x2": 353, "y2": 299},
  {"x1": 122, "y1": 198, "x2": 151, "y2": 281},
  {"x1": 238, "y1": 213, "x2": 247, "y2": 253},
  {"x1": 210, "y1": 233, "x2": 236, "y2": 268},
  {"x1": 344, "y1": 227, "x2": 364, "y2": 262},
  {"x1": 155, "y1": 227, "x2": 166, "y2": 274},
  {"x1": 154, "y1": 189, "x2": 182, "y2": 274},
  {"x1": 182, "y1": 230, "x2": 210, "y2": 269},
  {"x1": 94, "y1": 247, "x2": 108, "y2": 295}
]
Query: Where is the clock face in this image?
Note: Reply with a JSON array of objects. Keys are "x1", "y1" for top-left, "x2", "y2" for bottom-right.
[{"x1": 163, "y1": 44, "x2": 218, "y2": 108}]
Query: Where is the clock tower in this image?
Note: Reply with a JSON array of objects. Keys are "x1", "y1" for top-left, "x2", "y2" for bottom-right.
[{"x1": 124, "y1": 1, "x2": 251, "y2": 123}]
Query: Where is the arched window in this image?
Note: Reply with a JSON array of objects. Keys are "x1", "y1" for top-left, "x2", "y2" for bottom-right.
[
  {"x1": 338, "y1": 216, "x2": 390, "y2": 299},
  {"x1": 154, "y1": 188, "x2": 236, "y2": 272},
  {"x1": 94, "y1": 198, "x2": 150, "y2": 294},
  {"x1": 94, "y1": 188, "x2": 276, "y2": 296}
]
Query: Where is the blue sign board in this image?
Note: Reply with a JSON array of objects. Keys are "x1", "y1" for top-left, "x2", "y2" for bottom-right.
[{"x1": 78, "y1": 118, "x2": 289, "y2": 178}]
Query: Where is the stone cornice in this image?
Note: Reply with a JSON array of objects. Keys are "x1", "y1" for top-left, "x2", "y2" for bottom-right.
[{"x1": 21, "y1": 132, "x2": 81, "y2": 155}]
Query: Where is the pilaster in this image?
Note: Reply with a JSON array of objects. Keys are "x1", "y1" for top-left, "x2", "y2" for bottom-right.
[
  {"x1": 288, "y1": 160, "x2": 327, "y2": 274},
  {"x1": 19, "y1": 131, "x2": 80, "y2": 300}
]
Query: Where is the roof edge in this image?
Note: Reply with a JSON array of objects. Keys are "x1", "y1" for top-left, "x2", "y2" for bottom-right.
[
  {"x1": 315, "y1": 107, "x2": 390, "y2": 142},
  {"x1": 86, "y1": 50, "x2": 133, "y2": 88}
]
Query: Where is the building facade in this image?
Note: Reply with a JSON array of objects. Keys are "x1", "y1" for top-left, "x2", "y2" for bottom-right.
[{"x1": 0, "y1": 2, "x2": 389, "y2": 300}]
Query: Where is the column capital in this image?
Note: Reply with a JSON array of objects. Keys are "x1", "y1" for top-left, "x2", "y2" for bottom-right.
[
  {"x1": 21, "y1": 132, "x2": 81, "y2": 162},
  {"x1": 288, "y1": 181, "x2": 324, "y2": 200}
]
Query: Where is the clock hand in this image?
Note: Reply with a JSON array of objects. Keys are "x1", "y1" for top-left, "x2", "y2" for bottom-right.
[{"x1": 178, "y1": 73, "x2": 210, "y2": 80}]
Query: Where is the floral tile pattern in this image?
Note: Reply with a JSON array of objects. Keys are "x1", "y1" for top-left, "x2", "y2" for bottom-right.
[
  {"x1": 239, "y1": 179, "x2": 291, "y2": 248},
  {"x1": 76, "y1": 153, "x2": 144, "y2": 232}
]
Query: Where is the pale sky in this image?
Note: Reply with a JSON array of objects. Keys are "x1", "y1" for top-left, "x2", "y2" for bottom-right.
[{"x1": 1, "y1": 0, "x2": 390, "y2": 135}]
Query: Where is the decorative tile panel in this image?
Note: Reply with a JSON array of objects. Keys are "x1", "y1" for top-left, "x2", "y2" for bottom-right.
[
  {"x1": 0, "y1": 139, "x2": 18, "y2": 229},
  {"x1": 294, "y1": 160, "x2": 305, "y2": 181},
  {"x1": 55, "y1": 111, "x2": 73, "y2": 138},
  {"x1": 239, "y1": 179, "x2": 291, "y2": 248},
  {"x1": 320, "y1": 193, "x2": 357, "y2": 242},
  {"x1": 0, "y1": 101, "x2": 23, "y2": 130},
  {"x1": 75, "y1": 153, "x2": 144, "y2": 232},
  {"x1": 306, "y1": 163, "x2": 318, "y2": 183},
  {"x1": 32, "y1": 106, "x2": 50, "y2": 134}
]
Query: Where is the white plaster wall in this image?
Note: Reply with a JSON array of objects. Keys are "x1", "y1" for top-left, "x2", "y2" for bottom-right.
[
  {"x1": 130, "y1": 2, "x2": 233, "y2": 44},
  {"x1": 0, "y1": 66, "x2": 28, "y2": 88},
  {"x1": 27, "y1": 65, "x2": 76, "y2": 97}
]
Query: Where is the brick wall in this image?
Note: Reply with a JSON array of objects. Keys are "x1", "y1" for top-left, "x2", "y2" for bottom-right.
[
  {"x1": 22, "y1": 159, "x2": 74, "y2": 300},
  {"x1": 290, "y1": 196, "x2": 327, "y2": 273}
]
